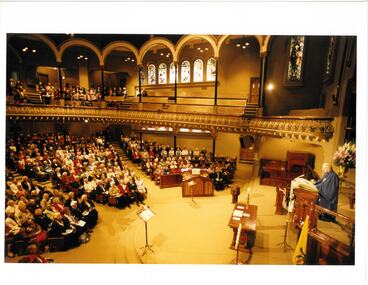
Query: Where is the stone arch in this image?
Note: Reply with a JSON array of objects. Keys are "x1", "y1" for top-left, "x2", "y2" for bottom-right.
[
  {"x1": 139, "y1": 37, "x2": 176, "y2": 64},
  {"x1": 217, "y1": 35, "x2": 263, "y2": 56},
  {"x1": 176, "y1": 35, "x2": 218, "y2": 59},
  {"x1": 101, "y1": 41, "x2": 140, "y2": 65},
  {"x1": 262, "y1": 35, "x2": 272, "y2": 54},
  {"x1": 59, "y1": 38, "x2": 103, "y2": 65}
]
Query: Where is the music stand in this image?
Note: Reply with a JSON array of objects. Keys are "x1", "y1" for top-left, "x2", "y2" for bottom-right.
[
  {"x1": 277, "y1": 213, "x2": 293, "y2": 252},
  {"x1": 188, "y1": 179, "x2": 197, "y2": 204},
  {"x1": 137, "y1": 206, "x2": 155, "y2": 256}
]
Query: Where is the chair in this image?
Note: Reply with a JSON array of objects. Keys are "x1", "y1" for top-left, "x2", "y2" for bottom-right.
[
  {"x1": 95, "y1": 193, "x2": 104, "y2": 204},
  {"x1": 108, "y1": 196, "x2": 117, "y2": 207}
]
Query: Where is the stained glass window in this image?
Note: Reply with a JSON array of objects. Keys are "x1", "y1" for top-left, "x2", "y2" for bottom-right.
[
  {"x1": 181, "y1": 60, "x2": 190, "y2": 83},
  {"x1": 148, "y1": 64, "x2": 156, "y2": 85},
  {"x1": 287, "y1": 36, "x2": 305, "y2": 81},
  {"x1": 158, "y1": 63, "x2": 167, "y2": 84},
  {"x1": 207, "y1": 58, "x2": 216, "y2": 81},
  {"x1": 169, "y1": 63, "x2": 178, "y2": 84},
  {"x1": 193, "y1": 59, "x2": 203, "y2": 82}
]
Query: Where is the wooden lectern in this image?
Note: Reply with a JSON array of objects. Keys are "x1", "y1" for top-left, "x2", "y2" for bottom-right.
[
  {"x1": 228, "y1": 203, "x2": 257, "y2": 252},
  {"x1": 182, "y1": 175, "x2": 214, "y2": 197},
  {"x1": 292, "y1": 188, "x2": 318, "y2": 229}
]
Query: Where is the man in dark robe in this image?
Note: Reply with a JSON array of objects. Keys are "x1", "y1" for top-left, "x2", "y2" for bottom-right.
[{"x1": 315, "y1": 163, "x2": 339, "y2": 221}]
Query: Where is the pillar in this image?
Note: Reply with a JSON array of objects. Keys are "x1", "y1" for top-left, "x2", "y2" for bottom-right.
[
  {"x1": 214, "y1": 59, "x2": 219, "y2": 106},
  {"x1": 139, "y1": 132, "x2": 143, "y2": 142},
  {"x1": 100, "y1": 66, "x2": 105, "y2": 100},
  {"x1": 138, "y1": 66, "x2": 142, "y2": 103},
  {"x1": 259, "y1": 52, "x2": 268, "y2": 108},
  {"x1": 174, "y1": 62, "x2": 178, "y2": 104},
  {"x1": 212, "y1": 138, "x2": 216, "y2": 160},
  {"x1": 57, "y1": 63, "x2": 63, "y2": 99},
  {"x1": 173, "y1": 134, "x2": 177, "y2": 151}
]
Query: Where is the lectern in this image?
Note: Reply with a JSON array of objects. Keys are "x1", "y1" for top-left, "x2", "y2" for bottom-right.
[{"x1": 228, "y1": 203, "x2": 257, "y2": 253}]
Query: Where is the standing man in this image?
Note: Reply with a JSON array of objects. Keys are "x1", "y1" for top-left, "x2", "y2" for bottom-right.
[{"x1": 315, "y1": 163, "x2": 339, "y2": 221}]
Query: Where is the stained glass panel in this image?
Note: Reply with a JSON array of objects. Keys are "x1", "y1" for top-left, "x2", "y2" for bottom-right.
[
  {"x1": 287, "y1": 36, "x2": 305, "y2": 81},
  {"x1": 181, "y1": 60, "x2": 190, "y2": 83},
  {"x1": 169, "y1": 63, "x2": 178, "y2": 84},
  {"x1": 207, "y1": 58, "x2": 216, "y2": 81},
  {"x1": 158, "y1": 63, "x2": 167, "y2": 84},
  {"x1": 193, "y1": 59, "x2": 203, "y2": 82},
  {"x1": 148, "y1": 64, "x2": 156, "y2": 85}
]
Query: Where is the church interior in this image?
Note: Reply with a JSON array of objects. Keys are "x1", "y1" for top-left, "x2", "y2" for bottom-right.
[{"x1": 4, "y1": 32, "x2": 357, "y2": 268}]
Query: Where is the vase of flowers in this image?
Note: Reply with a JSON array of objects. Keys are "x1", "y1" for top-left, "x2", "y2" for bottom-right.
[{"x1": 333, "y1": 141, "x2": 356, "y2": 178}]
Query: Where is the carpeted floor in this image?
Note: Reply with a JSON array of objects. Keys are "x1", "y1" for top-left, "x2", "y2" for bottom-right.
[{"x1": 5, "y1": 159, "x2": 354, "y2": 265}]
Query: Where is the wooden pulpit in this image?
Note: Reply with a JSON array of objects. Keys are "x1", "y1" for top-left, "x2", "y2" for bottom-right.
[
  {"x1": 292, "y1": 188, "x2": 318, "y2": 229},
  {"x1": 182, "y1": 175, "x2": 214, "y2": 197}
]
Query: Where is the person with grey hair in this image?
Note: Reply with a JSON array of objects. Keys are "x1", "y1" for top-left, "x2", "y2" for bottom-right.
[{"x1": 315, "y1": 162, "x2": 339, "y2": 221}]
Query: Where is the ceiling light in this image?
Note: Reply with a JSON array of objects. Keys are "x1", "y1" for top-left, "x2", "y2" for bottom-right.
[
  {"x1": 160, "y1": 53, "x2": 164, "y2": 56},
  {"x1": 236, "y1": 44, "x2": 240, "y2": 47},
  {"x1": 205, "y1": 48, "x2": 208, "y2": 51},
  {"x1": 200, "y1": 50, "x2": 203, "y2": 53},
  {"x1": 53, "y1": 67, "x2": 57, "y2": 70},
  {"x1": 84, "y1": 119, "x2": 89, "y2": 123},
  {"x1": 131, "y1": 59, "x2": 135, "y2": 62},
  {"x1": 127, "y1": 57, "x2": 130, "y2": 60},
  {"x1": 22, "y1": 47, "x2": 28, "y2": 52},
  {"x1": 242, "y1": 46, "x2": 246, "y2": 49},
  {"x1": 166, "y1": 55, "x2": 169, "y2": 57},
  {"x1": 80, "y1": 55, "x2": 83, "y2": 57},
  {"x1": 32, "y1": 49, "x2": 36, "y2": 53},
  {"x1": 197, "y1": 47, "x2": 200, "y2": 50},
  {"x1": 85, "y1": 57, "x2": 88, "y2": 60},
  {"x1": 245, "y1": 42, "x2": 250, "y2": 46},
  {"x1": 62, "y1": 76, "x2": 65, "y2": 79}
]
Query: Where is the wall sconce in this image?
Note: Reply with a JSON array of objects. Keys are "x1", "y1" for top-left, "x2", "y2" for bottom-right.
[{"x1": 266, "y1": 83, "x2": 274, "y2": 91}]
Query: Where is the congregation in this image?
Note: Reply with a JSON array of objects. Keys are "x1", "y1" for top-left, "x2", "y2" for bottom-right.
[
  {"x1": 5, "y1": 132, "x2": 147, "y2": 259},
  {"x1": 121, "y1": 136, "x2": 237, "y2": 191}
]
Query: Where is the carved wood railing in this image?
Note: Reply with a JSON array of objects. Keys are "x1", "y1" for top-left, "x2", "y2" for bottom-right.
[
  {"x1": 248, "y1": 116, "x2": 334, "y2": 142},
  {"x1": 6, "y1": 104, "x2": 335, "y2": 141}
]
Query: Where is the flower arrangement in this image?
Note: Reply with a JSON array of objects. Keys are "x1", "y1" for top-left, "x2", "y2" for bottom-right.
[{"x1": 333, "y1": 141, "x2": 356, "y2": 168}]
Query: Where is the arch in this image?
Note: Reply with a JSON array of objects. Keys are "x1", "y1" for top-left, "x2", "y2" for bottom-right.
[
  {"x1": 139, "y1": 37, "x2": 176, "y2": 63},
  {"x1": 262, "y1": 35, "x2": 272, "y2": 54},
  {"x1": 217, "y1": 35, "x2": 263, "y2": 56},
  {"x1": 7, "y1": 34, "x2": 59, "y2": 62},
  {"x1": 7, "y1": 44, "x2": 22, "y2": 64},
  {"x1": 101, "y1": 41, "x2": 140, "y2": 66},
  {"x1": 176, "y1": 35, "x2": 218, "y2": 58},
  {"x1": 59, "y1": 38, "x2": 103, "y2": 65}
]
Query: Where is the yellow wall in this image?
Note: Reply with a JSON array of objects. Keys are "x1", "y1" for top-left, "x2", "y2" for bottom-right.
[
  {"x1": 259, "y1": 136, "x2": 327, "y2": 176},
  {"x1": 78, "y1": 62, "x2": 89, "y2": 89},
  {"x1": 141, "y1": 132, "x2": 240, "y2": 158},
  {"x1": 36, "y1": 66, "x2": 59, "y2": 85}
]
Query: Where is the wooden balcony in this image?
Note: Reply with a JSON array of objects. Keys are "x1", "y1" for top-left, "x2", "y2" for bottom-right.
[{"x1": 6, "y1": 104, "x2": 334, "y2": 141}]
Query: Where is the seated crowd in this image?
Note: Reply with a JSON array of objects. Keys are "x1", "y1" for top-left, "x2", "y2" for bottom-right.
[
  {"x1": 121, "y1": 136, "x2": 237, "y2": 191},
  {"x1": 5, "y1": 132, "x2": 147, "y2": 258},
  {"x1": 8, "y1": 78, "x2": 128, "y2": 106}
]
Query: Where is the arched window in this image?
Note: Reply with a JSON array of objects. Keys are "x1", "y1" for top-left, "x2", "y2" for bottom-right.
[
  {"x1": 181, "y1": 60, "x2": 190, "y2": 83},
  {"x1": 148, "y1": 64, "x2": 156, "y2": 85},
  {"x1": 158, "y1": 63, "x2": 167, "y2": 84},
  {"x1": 207, "y1": 58, "x2": 216, "y2": 81},
  {"x1": 193, "y1": 59, "x2": 203, "y2": 82},
  {"x1": 169, "y1": 63, "x2": 178, "y2": 84}
]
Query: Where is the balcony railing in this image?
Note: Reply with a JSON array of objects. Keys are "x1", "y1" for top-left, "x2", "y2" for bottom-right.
[{"x1": 6, "y1": 104, "x2": 334, "y2": 141}]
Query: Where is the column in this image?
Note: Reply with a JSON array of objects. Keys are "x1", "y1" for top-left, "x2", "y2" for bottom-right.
[
  {"x1": 211, "y1": 131, "x2": 217, "y2": 161},
  {"x1": 100, "y1": 66, "x2": 105, "y2": 101},
  {"x1": 174, "y1": 62, "x2": 178, "y2": 104},
  {"x1": 139, "y1": 132, "x2": 143, "y2": 142},
  {"x1": 57, "y1": 63, "x2": 63, "y2": 99},
  {"x1": 138, "y1": 66, "x2": 142, "y2": 103},
  {"x1": 173, "y1": 134, "x2": 177, "y2": 151},
  {"x1": 214, "y1": 58, "x2": 219, "y2": 106},
  {"x1": 259, "y1": 52, "x2": 268, "y2": 108}
]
